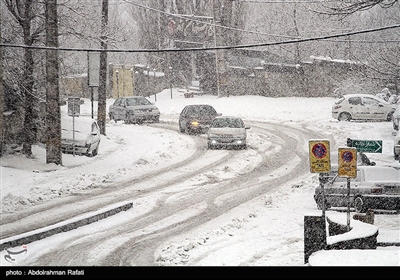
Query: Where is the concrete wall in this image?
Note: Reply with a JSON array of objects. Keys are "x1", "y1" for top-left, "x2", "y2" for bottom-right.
[{"x1": 303, "y1": 213, "x2": 379, "y2": 264}]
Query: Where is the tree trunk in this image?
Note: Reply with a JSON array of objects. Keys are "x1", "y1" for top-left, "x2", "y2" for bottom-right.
[
  {"x1": 21, "y1": 23, "x2": 36, "y2": 156},
  {"x1": 0, "y1": 13, "x2": 3, "y2": 157},
  {"x1": 45, "y1": 0, "x2": 62, "y2": 165},
  {"x1": 98, "y1": 0, "x2": 108, "y2": 136}
]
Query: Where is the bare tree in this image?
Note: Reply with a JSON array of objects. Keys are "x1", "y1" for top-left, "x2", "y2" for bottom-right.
[
  {"x1": 0, "y1": 9, "x2": 4, "y2": 157},
  {"x1": 98, "y1": 0, "x2": 108, "y2": 136},
  {"x1": 320, "y1": 0, "x2": 398, "y2": 17},
  {"x1": 3, "y1": 0, "x2": 45, "y2": 156}
]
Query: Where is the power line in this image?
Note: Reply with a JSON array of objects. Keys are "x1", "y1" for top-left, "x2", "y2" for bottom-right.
[
  {"x1": 233, "y1": 0, "x2": 335, "y2": 3},
  {"x1": 1, "y1": 23, "x2": 399, "y2": 53}
]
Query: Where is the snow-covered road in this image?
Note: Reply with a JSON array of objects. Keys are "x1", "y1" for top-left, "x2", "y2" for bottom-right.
[{"x1": 1, "y1": 91, "x2": 399, "y2": 266}]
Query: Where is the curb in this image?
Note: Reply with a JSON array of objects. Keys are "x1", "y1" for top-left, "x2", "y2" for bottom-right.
[{"x1": 0, "y1": 202, "x2": 133, "y2": 251}]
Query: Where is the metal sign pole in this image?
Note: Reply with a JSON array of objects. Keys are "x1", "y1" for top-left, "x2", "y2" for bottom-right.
[
  {"x1": 91, "y1": 87, "x2": 94, "y2": 119},
  {"x1": 72, "y1": 101, "x2": 75, "y2": 157},
  {"x1": 347, "y1": 177, "x2": 350, "y2": 231},
  {"x1": 321, "y1": 184, "x2": 326, "y2": 221}
]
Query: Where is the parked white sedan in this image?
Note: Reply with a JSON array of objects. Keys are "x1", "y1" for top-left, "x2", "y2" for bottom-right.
[
  {"x1": 332, "y1": 93, "x2": 396, "y2": 122},
  {"x1": 392, "y1": 103, "x2": 400, "y2": 130},
  {"x1": 61, "y1": 116, "x2": 101, "y2": 157}
]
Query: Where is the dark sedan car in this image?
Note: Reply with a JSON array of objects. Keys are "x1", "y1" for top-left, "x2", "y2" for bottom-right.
[
  {"x1": 178, "y1": 104, "x2": 221, "y2": 134},
  {"x1": 109, "y1": 96, "x2": 160, "y2": 124}
]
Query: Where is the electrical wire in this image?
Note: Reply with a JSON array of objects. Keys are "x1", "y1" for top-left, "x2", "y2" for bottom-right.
[{"x1": 1, "y1": 23, "x2": 399, "y2": 53}]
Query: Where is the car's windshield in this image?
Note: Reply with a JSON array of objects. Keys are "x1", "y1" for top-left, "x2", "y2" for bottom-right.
[
  {"x1": 187, "y1": 106, "x2": 216, "y2": 115},
  {"x1": 188, "y1": 106, "x2": 217, "y2": 116},
  {"x1": 126, "y1": 97, "x2": 151, "y2": 106},
  {"x1": 211, "y1": 118, "x2": 244, "y2": 128}
]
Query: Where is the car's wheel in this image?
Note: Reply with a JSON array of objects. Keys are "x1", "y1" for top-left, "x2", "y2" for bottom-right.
[
  {"x1": 354, "y1": 195, "x2": 367, "y2": 213},
  {"x1": 338, "y1": 112, "x2": 351, "y2": 121},
  {"x1": 109, "y1": 113, "x2": 115, "y2": 121},
  {"x1": 394, "y1": 123, "x2": 399, "y2": 131},
  {"x1": 154, "y1": 116, "x2": 160, "y2": 123},
  {"x1": 395, "y1": 150, "x2": 399, "y2": 160},
  {"x1": 92, "y1": 144, "x2": 99, "y2": 156},
  {"x1": 124, "y1": 113, "x2": 131, "y2": 124},
  {"x1": 387, "y1": 111, "x2": 395, "y2": 122},
  {"x1": 184, "y1": 125, "x2": 191, "y2": 134},
  {"x1": 179, "y1": 121, "x2": 185, "y2": 133}
]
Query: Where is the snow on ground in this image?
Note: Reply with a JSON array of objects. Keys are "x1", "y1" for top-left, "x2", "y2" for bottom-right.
[{"x1": 1, "y1": 89, "x2": 399, "y2": 266}]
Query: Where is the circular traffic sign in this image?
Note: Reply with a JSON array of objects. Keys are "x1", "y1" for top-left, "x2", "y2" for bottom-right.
[
  {"x1": 342, "y1": 151, "x2": 354, "y2": 162},
  {"x1": 312, "y1": 143, "x2": 327, "y2": 159}
]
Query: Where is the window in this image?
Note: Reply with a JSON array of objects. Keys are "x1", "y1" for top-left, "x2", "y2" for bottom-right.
[
  {"x1": 137, "y1": 98, "x2": 152, "y2": 105},
  {"x1": 91, "y1": 122, "x2": 99, "y2": 133},
  {"x1": 348, "y1": 97, "x2": 362, "y2": 105},
  {"x1": 126, "y1": 98, "x2": 138, "y2": 106},
  {"x1": 363, "y1": 97, "x2": 380, "y2": 106},
  {"x1": 114, "y1": 99, "x2": 123, "y2": 107}
]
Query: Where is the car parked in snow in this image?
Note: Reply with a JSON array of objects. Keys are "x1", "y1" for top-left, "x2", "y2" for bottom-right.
[
  {"x1": 314, "y1": 166, "x2": 400, "y2": 213},
  {"x1": 178, "y1": 104, "x2": 221, "y2": 134},
  {"x1": 108, "y1": 96, "x2": 160, "y2": 124},
  {"x1": 393, "y1": 131, "x2": 400, "y2": 161},
  {"x1": 207, "y1": 116, "x2": 250, "y2": 150},
  {"x1": 332, "y1": 94, "x2": 396, "y2": 122},
  {"x1": 392, "y1": 103, "x2": 400, "y2": 130},
  {"x1": 61, "y1": 116, "x2": 101, "y2": 157}
]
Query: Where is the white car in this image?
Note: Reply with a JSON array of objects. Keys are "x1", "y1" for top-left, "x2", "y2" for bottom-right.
[
  {"x1": 61, "y1": 116, "x2": 101, "y2": 156},
  {"x1": 392, "y1": 103, "x2": 400, "y2": 130},
  {"x1": 332, "y1": 94, "x2": 396, "y2": 122},
  {"x1": 207, "y1": 116, "x2": 249, "y2": 150},
  {"x1": 394, "y1": 132, "x2": 400, "y2": 161}
]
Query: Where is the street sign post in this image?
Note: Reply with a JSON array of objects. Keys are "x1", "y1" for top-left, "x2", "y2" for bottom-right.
[
  {"x1": 309, "y1": 140, "x2": 331, "y2": 173},
  {"x1": 350, "y1": 139, "x2": 382, "y2": 153},
  {"x1": 338, "y1": 147, "x2": 357, "y2": 178},
  {"x1": 309, "y1": 140, "x2": 330, "y2": 223},
  {"x1": 338, "y1": 147, "x2": 357, "y2": 231},
  {"x1": 67, "y1": 97, "x2": 81, "y2": 157}
]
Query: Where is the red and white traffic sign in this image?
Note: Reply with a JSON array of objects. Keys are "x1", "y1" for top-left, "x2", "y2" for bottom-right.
[{"x1": 309, "y1": 140, "x2": 331, "y2": 173}]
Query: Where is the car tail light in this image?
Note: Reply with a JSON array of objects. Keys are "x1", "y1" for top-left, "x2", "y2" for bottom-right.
[{"x1": 371, "y1": 187, "x2": 382, "y2": 194}]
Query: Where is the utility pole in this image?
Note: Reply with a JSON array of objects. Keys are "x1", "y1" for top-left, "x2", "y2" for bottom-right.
[
  {"x1": 98, "y1": 0, "x2": 108, "y2": 135},
  {"x1": 45, "y1": 0, "x2": 62, "y2": 165},
  {"x1": 213, "y1": 0, "x2": 232, "y2": 98}
]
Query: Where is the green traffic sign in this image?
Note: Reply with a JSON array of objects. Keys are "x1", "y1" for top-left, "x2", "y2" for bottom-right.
[{"x1": 351, "y1": 139, "x2": 382, "y2": 153}]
